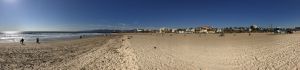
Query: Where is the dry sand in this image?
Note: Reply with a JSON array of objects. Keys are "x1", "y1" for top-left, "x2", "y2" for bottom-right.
[
  {"x1": 0, "y1": 35, "x2": 138, "y2": 70},
  {"x1": 1, "y1": 33, "x2": 300, "y2": 70},
  {"x1": 127, "y1": 33, "x2": 300, "y2": 70}
]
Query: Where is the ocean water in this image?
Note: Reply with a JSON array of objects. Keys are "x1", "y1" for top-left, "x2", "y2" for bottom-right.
[{"x1": 0, "y1": 33, "x2": 106, "y2": 43}]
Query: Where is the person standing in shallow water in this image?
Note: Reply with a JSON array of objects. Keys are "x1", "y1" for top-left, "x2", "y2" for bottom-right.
[
  {"x1": 36, "y1": 38, "x2": 40, "y2": 44},
  {"x1": 20, "y1": 38, "x2": 24, "y2": 45}
]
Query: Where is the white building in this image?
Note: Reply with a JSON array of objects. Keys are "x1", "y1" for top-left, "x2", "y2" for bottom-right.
[
  {"x1": 216, "y1": 29, "x2": 222, "y2": 33},
  {"x1": 159, "y1": 28, "x2": 166, "y2": 33},
  {"x1": 171, "y1": 29, "x2": 177, "y2": 33},
  {"x1": 178, "y1": 31, "x2": 185, "y2": 34},
  {"x1": 136, "y1": 28, "x2": 143, "y2": 32},
  {"x1": 191, "y1": 28, "x2": 195, "y2": 33}
]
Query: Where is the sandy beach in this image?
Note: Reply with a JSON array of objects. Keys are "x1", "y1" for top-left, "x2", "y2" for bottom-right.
[
  {"x1": 126, "y1": 33, "x2": 300, "y2": 70},
  {"x1": 0, "y1": 35, "x2": 138, "y2": 70},
  {"x1": 1, "y1": 33, "x2": 300, "y2": 70}
]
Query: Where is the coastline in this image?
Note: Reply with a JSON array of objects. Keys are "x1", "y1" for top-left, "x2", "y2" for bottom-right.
[{"x1": 0, "y1": 33, "x2": 107, "y2": 43}]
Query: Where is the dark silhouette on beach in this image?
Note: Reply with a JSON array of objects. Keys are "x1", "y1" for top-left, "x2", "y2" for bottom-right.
[
  {"x1": 20, "y1": 38, "x2": 24, "y2": 45},
  {"x1": 220, "y1": 32, "x2": 225, "y2": 37},
  {"x1": 36, "y1": 38, "x2": 40, "y2": 44},
  {"x1": 80, "y1": 36, "x2": 83, "y2": 39}
]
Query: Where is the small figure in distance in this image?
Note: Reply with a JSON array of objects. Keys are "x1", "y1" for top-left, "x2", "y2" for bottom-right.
[
  {"x1": 286, "y1": 30, "x2": 293, "y2": 34},
  {"x1": 249, "y1": 32, "x2": 251, "y2": 36},
  {"x1": 36, "y1": 38, "x2": 40, "y2": 44},
  {"x1": 20, "y1": 38, "x2": 24, "y2": 45},
  {"x1": 220, "y1": 32, "x2": 225, "y2": 37},
  {"x1": 80, "y1": 35, "x2": 83, "y2": 39}
]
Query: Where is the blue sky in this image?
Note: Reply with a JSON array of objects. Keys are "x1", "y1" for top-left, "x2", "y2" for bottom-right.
[{"x1": 0, "y1": 0, "x2": 300, "y2": 31}]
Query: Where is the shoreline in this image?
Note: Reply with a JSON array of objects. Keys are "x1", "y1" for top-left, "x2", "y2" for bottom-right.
[{"x1": 0, "y1": 33, "x2": 108, "y2": 43}]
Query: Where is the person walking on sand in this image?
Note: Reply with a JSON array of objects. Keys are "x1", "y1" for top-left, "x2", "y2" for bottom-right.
[
  {"x1": 36, "y1": 38, "x2": 40, "y2": 44},
  {"x1": 20, "y1": 38, "x2": 24, "y2": 45}
]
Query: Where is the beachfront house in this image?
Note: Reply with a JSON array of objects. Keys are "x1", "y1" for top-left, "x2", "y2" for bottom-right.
[
  {"x1": 250, "y1": 25, "x2": 259, "y2": 32},
  {"x1": 176, "y1": 29, "x2": 186, "y2": 34},
  {"x1": 191, "y1": 28, "x2": 196, "y2": 33},
  {"x1": 198, "y1": 26, "x2": 214, "y2": 33},
  {"x1": 216, "y1": 29, "x2": 223, "y2": 33},
  {"x1": 171, "y1": 29, "x2": 177, "y2": 33},
  {"x1": 159, "y1": 28, "x2": 166, "y2": 33},
  {"x1": 136, "y1": 28, "x2": 144, "y2": 32},
  {"x1": 159, "y1": 28, "x2": 172, "y2": 33},
  {"x1": 184, "y1": 28, "x2": 194, "y2": 34}
]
